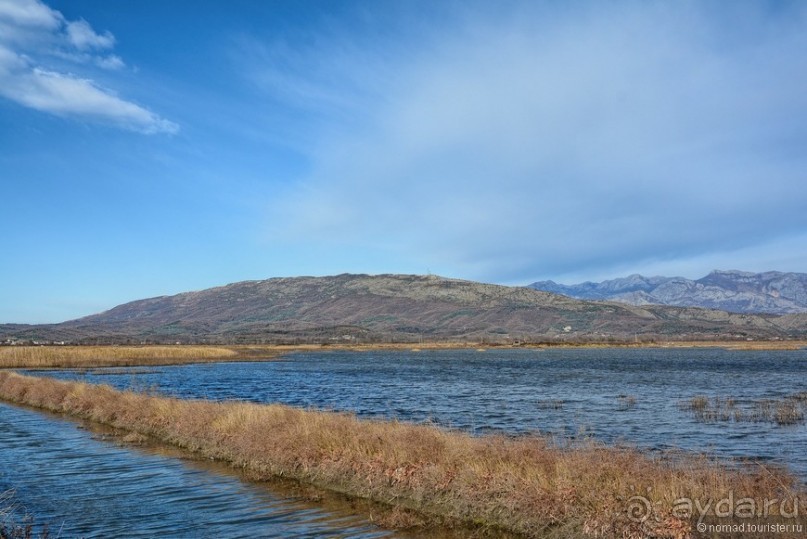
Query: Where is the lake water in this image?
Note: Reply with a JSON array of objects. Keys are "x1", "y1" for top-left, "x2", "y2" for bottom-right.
[
  {"x1": 37, "y1": 347, "x2": 807, "y2": 480},
  {"x1": 0, "y1": 402, "x2": 399, "y2": 538}
]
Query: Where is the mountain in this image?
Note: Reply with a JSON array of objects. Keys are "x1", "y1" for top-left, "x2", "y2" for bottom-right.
[
  {"x1": 2, "y1": 273, "x2": 806, "y2": 344},
  {"x1": 528, "y1": 270, "x2": 807, "y2": 314}
]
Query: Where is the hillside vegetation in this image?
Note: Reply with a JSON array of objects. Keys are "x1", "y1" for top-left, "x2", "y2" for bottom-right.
[{"x1": 2, "y1": 274, "x2": 805, "y2": 344}]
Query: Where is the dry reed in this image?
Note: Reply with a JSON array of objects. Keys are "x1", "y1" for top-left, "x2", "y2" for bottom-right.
[
  {"x1": 680, "y1": 395, "x2": 806, "y2": 426},
  {"x1": 0, "y1": 344, "x2": 515, "y2": 369},
  {"x1": 0, "y1": 373, "x2": 803, "y2": 538},
  {"x1": 0, "y1": 346, "x2": 280, "y2": 369},
  {"x1": 0, "y1": 490, "x2": 48, "y2": 539}
]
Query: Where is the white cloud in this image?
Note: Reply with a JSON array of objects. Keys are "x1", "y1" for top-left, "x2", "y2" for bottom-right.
[
  {"x1": 66, "y1": 19, "x2": 114, "y2": 50},
  {"x1": 263, "y1": 2, "x2": 807, "y2": 282},
  {"x1": 0, "y1": 53, "x2": 177, "y2": 133},
  {"x1": 0, "y1": 0, "x2": 61, "y2": 29},
  {"x1": 0, "y1": 0, "x2": 174, "y2": 133},
  {"x1": 94, "y1": 54, "x2": 124, "y2": 70}
]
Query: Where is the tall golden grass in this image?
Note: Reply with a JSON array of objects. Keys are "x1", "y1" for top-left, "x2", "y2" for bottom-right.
[
  {"x1": 0, "y1": 372, "x2": 802, "y2": 538},
  {"x1": 0, "y1": 343, "x2": 501, "y2": 369},
  {"x1": 0, "y1": 346, "x2": 259, "y2": 369}
]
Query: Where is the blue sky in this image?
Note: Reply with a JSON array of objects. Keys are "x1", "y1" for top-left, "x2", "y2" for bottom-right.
[{"x1": 1, "y1": 0, "x2": 806, "y2": 323}]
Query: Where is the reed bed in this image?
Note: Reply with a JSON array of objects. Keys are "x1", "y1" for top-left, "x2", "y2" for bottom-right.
[
  {"x1": 0, "y1": 343, "x2": 517, "y2": 369},
  {"x1": 0, "y1": 372, "x2": 803, "y2": 538},
  {"x1": 0, "y1": 346, "x2": 257, "y2": 369},
  {"x1": 680, "y1": 395, "x2": 807, "y2": 426}
]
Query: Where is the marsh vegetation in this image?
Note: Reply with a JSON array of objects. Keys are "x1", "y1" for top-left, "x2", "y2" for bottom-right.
[
  {"x1": 0, "y1": 491, "x2": 48, "y2": 539},
  {"x1": 1, "y1": 371, "x2": 804, "y2": 538},
  {"x1": 679, "y1": 394, "x2": 807, "y2": 425},
  {"x1": 4, "y1": 346, "x2": 807, "y2": 537},
  {"x1": 0, "y1": 345, "x2": 290, "y2": 369}
]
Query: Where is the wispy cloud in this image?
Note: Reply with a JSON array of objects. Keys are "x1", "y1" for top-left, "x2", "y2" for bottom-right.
[
  {"x1": 258, "y1": 2, "x2": 807, "y2": 281},
  {"x1": 0, "y1": 56, "x2": 177, "y2": 134},
  {"x1": 0, "y1": 0, "x2": 177, "y2": 133},
  {"x1": 232, "y1": 29, "x2": 401, "y2": 151},
  {"x1": 65, "y1": 19, "x2": 114, "y2": 50},
  {"x1": 94, "y1": 54, "x2": 124, "y2": 70}
]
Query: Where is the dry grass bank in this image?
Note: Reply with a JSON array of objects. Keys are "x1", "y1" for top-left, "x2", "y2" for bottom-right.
[
  {"x1": 0, "y1": 343, "x2": 506, "y2": 369},
  {"x1": 651, "y1": 340, "x2": 807, "y2": 351},
  {"x1": 0, "y1": 345, "x2": 292, "y2": 369},
  {"x1": 0, "y1": 372, "x2": 803, "y2": 538}
]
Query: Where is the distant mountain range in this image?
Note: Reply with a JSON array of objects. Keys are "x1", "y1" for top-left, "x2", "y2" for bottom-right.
[
  {"x1": 2, "y1": 273, "x2": 806, "y2": 344},
  {"x1": 528, "y1": 270, "x2": 807, "y2": 314}
]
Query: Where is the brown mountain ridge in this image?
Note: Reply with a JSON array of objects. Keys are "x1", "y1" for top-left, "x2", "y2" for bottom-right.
[{"x1": 2, "y1": 274, "x2": 806, "y2": 344}]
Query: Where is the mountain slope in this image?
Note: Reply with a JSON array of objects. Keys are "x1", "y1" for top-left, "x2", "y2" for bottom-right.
[
  {"x1": 2, "y1": 274, "x2": 806, "y2": 344},
  {"x1": 529, "y1": 270, "x2": 807, "y2": 314}
]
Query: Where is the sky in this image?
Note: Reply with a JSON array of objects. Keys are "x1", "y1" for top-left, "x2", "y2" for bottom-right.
[{"x1": 1, "y1": 0, "x2": 806, "y2": 323}]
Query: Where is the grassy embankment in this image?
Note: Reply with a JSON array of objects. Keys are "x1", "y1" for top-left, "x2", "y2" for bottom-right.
[
  {"x1": 0, "y1": 371, "x2": 803, "y2": 538},
  {"x1": 651, "y1": 340, "x2": 807, "y2": 351}
]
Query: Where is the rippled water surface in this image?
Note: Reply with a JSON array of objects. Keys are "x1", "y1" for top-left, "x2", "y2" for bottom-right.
[
  {"x1": 0, "y1": 402, "x2": 395, "y2": 538},
  {"x1": 40, "y1": 347, "x2": 807, "y2": 480}
]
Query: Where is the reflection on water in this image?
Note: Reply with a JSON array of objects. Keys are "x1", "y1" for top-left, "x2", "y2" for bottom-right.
[
  {"x1": 40, "y1": 347, "x2": 807, "y2": 480},
  {"x1": 0, "y1": 402, "x2": 396, "y2": 538}
]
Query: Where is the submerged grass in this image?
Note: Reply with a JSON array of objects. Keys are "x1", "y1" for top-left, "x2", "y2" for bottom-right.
[
  {"x1": 616, "y1": 395, "x2": 637, "y2": 411},
  {"x1": 680, "y1": 395, "x2": 807, "y2": 426},
  {"x1": 0, "y1": 372, "x2": 803, "y2": 538},
  {"x1": 0, "y1": 491, "x2": 49, "y2": 539}
]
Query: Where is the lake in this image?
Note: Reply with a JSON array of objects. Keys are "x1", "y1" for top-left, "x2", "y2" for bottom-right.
[{"x1": 36, "y1": 347, "x2": 807, "y2": 480}]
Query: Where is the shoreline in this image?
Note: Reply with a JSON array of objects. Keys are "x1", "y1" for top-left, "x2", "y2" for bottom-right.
[
  {"x1": 0, "y1": 400, "x2": 478, "y2": 539},
  {"x1": 1, "y1": 340, "x2": 805, "y2": 370},
  {"x1": 0, "y1": 371, "x2": 803, "y2": 538}
]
